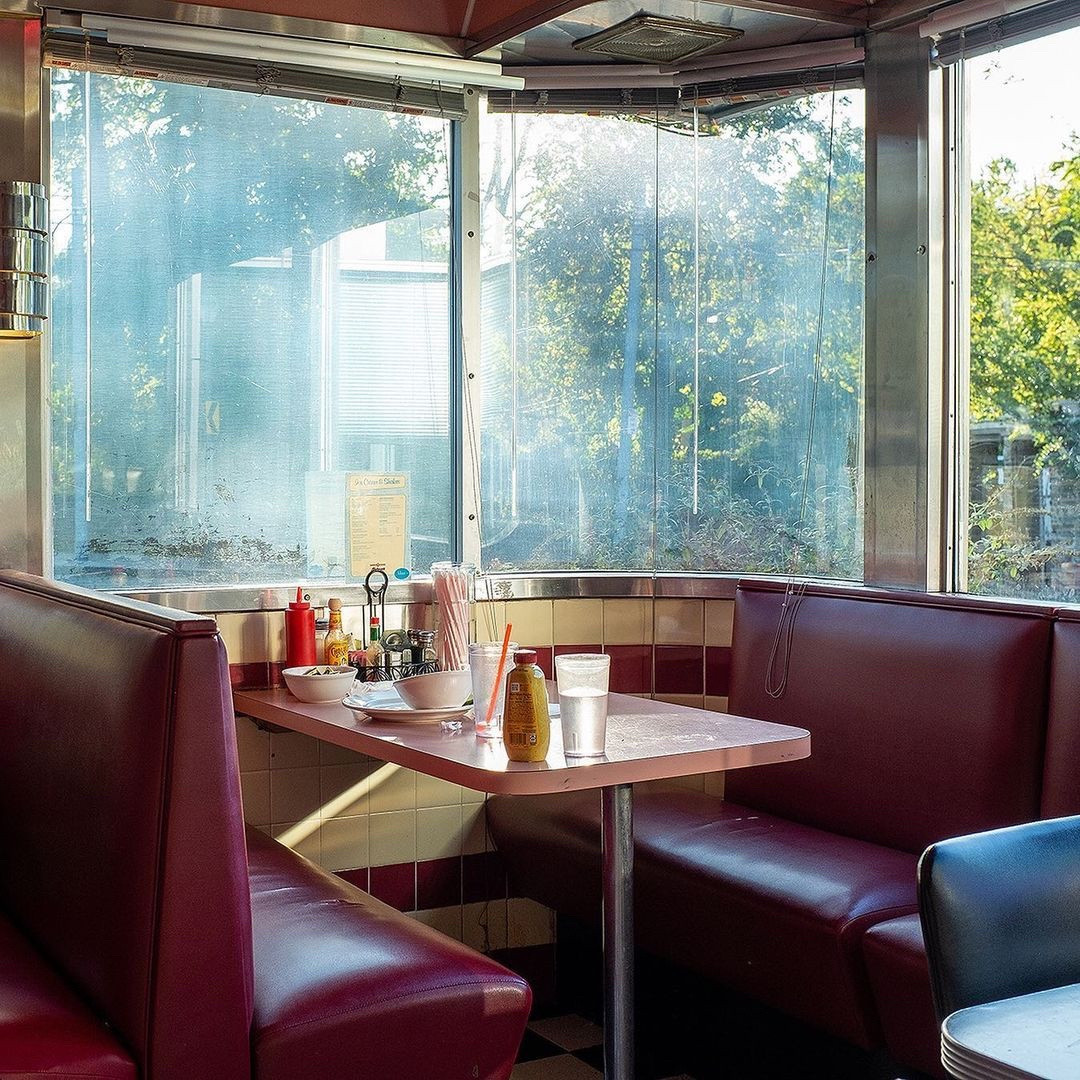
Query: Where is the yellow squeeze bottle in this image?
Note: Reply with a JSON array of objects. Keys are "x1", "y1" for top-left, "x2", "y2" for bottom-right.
[{"x1": 502, "y1": 649, "x2": 550, "y2": 763}]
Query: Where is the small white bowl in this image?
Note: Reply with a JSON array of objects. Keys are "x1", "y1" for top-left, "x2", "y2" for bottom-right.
[
  {"x1": 394, "y1": 669, "x2": 472, "y2": 711},
  {"x1": 282, "y1": 665, "x2": 357, "y2": 703}
]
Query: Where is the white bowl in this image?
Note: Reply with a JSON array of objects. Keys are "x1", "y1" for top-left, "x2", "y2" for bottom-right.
[
  {"x1": 394, "y1": 669, "x2": 472, "y2": 710},
  {"x1": 282, "y1": 665, "x2": 357, "y2": 703}
]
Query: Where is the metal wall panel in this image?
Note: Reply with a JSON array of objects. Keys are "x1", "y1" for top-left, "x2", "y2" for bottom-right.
[{"x1": 0, "y1": 18, "x2": 46, "y2": 575}]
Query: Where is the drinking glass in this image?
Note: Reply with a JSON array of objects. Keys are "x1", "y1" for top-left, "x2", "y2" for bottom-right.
[
  {"x1": 555, "y1": 653, "x2": 611, "y2": 758},
  {"x1": 469, "y1": 640, "x2": 517, "y2": 739}
]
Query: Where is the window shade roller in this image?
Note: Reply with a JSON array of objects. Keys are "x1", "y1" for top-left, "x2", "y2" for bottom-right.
[
  {"x1": 929, "y1": 0, "x2": 1080, "y2": 62},
  {"x1": 43, "y1": 31, "x2": 470, "y2": 117}
]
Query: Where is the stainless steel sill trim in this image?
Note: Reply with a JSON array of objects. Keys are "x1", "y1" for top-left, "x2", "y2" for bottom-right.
[{"x1": 118, "y1": 571, "x2": 769, "y2": 612}]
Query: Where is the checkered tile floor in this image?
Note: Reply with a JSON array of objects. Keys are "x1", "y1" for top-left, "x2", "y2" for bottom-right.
[{"x1": 511, "y1": 1015, "x2": 696, "y2": 1080}]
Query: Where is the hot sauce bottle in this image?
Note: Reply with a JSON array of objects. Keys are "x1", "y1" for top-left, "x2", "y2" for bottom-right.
[
  {"x1": 502, "y1": 649, "x2": 550, "y2": 763},
  {"x1": 324, "y1": 598, "x2": 350, "y2": 667}
]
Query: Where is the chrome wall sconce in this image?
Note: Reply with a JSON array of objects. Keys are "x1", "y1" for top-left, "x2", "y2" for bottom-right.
[{"x1": 0, "y1": 181, "x2": 48, "y2": 340}]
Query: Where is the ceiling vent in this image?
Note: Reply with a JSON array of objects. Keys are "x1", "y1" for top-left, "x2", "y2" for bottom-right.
[{"x1": 572, "y1": 14, "x2": 744, "y2": 65}]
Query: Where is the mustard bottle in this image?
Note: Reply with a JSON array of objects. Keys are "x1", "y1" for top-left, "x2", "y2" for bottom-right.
[{"x1": 502, "y1": 649, "x2": 550, "y2": 763}]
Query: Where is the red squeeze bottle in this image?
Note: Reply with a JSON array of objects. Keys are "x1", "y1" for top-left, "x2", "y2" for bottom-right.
[{"x1": 285, "y1": 588, "x2": 316, "y2": 668}]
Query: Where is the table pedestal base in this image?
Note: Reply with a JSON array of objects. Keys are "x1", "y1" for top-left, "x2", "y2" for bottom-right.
[{"x1": 602, "y1": 783, "x2": 634, "y2": 1080}]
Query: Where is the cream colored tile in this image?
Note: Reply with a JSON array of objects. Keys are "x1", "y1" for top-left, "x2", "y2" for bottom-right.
[
  {"x1": 473, "y1": 600, "x2": 506, "y2": 645},
  {"x1": 417, "y1": 805, "x2": 463, "y2": 860},
  {"x1": 602, "y1": 599, "x2": 653, "y2": 646},
  {"x1": 269, "y1": 731, "x2": 320, "y2": 770},
  {"x1": 504, "y1": 600, "x2": 553, "y2": 647},
  {"x1": 410, "y1": 905, "x2": 464, "y2": 942},
  {"x1": 553, "y1": 599, "x2": 603, "y2": 646},
  {"x1": 655, "y1": 694, "x2": 705, "y2": 709},
  {"x1": 654, "y1": 599, "x2": 704, "y2": 645},
  {"x1": 367, "y1": 763, "x2": 416, "y2": 814},
  {"x1": 704, "y1": 772, "x2": 726, "y2": 797},
  {"x1": 528, "y1": 1015, "x2": 604, "y2": 1053},
  {"x1": 319, "y1": 740, "x2": 368, "y2": 766},
  {"x1": 670, "y1": 773, "x2": 706, "y2": 793},
  {"x1": 705, "y1": 695, "x2": 730, "y2": 714},
  {"x1": 461, "y1": 786, "x2": 487, "y2": 804},
  {"x1": 319, "y1": 816, "x2": 369, "y2": 872},
  {"x1": 507, "y1": 897, "x2": 555, "y2": 948},
  {"x1": 320, "y1": 762, "x2": 372, "y2": 818},
  {"x1": 216, "y1": 612, "x2": 270, "y2": 664},
  {"x1": 369, "y1": 810, "x2": 416, "y2": 866},
  {"x1": 270, "y1": 766, "x2": 322, "y2": 824},
  {"x1": 266, "y1": 611, "x2": 286, "y2": 663},
  {"x1": 272, "y1": 820, "x2": 320, "y2": 865},
  {"x1": 235, "y1": 717, "x2": 270, "y2": 772},
  {"x1": 240, "y1": 770, "x2": 270, "y2": 827},
  {"x1": 415, "y1": 772, "x2": 462, "y2": 808},
  {"x1": 705, "y1": 600, "x2": 736, "y2": 647},
  {"x1": 461, "y1": 800, "x2": 488, "y2": 855},
  {"x1": 462, "y1": 900, "x2": 507, "y2": 952}
]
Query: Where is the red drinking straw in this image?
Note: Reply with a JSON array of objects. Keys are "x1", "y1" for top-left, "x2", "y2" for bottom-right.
[{"x1": 484, "y1": 622, "x2": 514, "y2": 731}]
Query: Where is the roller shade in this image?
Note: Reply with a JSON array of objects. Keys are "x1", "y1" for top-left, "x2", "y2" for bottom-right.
[{"x1": 930, "y1": 0, "x2": 1080, "y2": 63}]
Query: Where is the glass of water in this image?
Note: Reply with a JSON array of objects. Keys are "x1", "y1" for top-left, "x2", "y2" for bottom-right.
[
  {"x1": 555, "y1": 653, "x2": 611, "y2": 758},
  {"x1": 469, "y1": 641, "x2": 518, "y2": 739}
]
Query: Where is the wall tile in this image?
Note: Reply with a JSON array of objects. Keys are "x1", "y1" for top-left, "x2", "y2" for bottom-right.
[
  {"x1": 266, "y1": 611, "x2": 286, "y2": 662},
  {"x1": 604, "y1": 645, "x2": 651, "y2": 694},
  {"x1": 410, "y1": 905, "x2": 464, "y2": 942},
  {"x1": 319, "y1": 740, "x2": 368, "y2": 766},
  {"x1": 230, "y1": 662, "x2": 269, "y2": 690},
  {"x1": 240, "y1": 770, "x2": 271, "y2": 827},
  {"x1": 463, "y1": 900, "x2": 508, "y2": 952},
  {"x1": 269, "y1": 731, "x2": 320, "y2": 770},
  {"x1": 319, "y1": 762, "x2": 372, "y2": 818},
  {"x1": 653, "y1": 693, "x2": 705, "y2": 710},
  {"x1": 417, "y1": 805, "x2": 463, "y2": 860},
  {"x1": 473, "y1": 601, "x2": 506, "y2": 645},
  {"x1": 270, "y1": 765, "x2": 322, "y2": 824},
  {"x1": 417, "y1": 856, "x2": 461, "y2": 910},
  {"x1": 553, "y1": 599, "x2": 603, "y2": 646},
  {"x1": 369, "y1": 862, "x2": 416, "y2": 911},
  {"x1": 320, "y1": 816, "x2": 369, "y2": 872},
  {"x1": 654, "y1": 599, "x2": 704, "y2": 645},
  {"x1": 705, "y1": 645, "x2": 732, "y2": 697},
  {"x1": 495, "y1": 600, "x2": 552, "y2": 648},
  {"x1": 415, "y1": 772, "x2": 462, "y2": 808},
  {"x1": 705, "y1": 600, "x2": 736, "y2": 647},
  {"x1": 369, "y1": 810, "x2": 416, "y2": 866},
  {"x1": 236, "y1": 716, "x2": 270, "y2": 772},
  {"x1": 602, "y1": 599, "x2": 653, "y2": 646},
  {"x1": 507, "y1": 898, "x2": 556, "y2": 948},
  {"x1": 533, "y1": 647, "x2": 553, "y2": 680},
  {"x1": 272, "y1": 820, "x2": 320, "y2": 865},
  {"x1": 654, "y1": 645, "x2": 704, "y2": 695},
  {"x1": 705, "y1": 695, "x2": 730, "y2": 714},
  {"x1": 461, "y1": 800, "x2": 488, "y2": 856},
  {"x1": 704, "y1": 772, "x2": 726, "y2": 797},
  {"x1": 367, "y1": 763, "x2": 416, "y2": 813},
  {"x1": 554, "y1": 645, "x2": 602, "y2": 659},
  {"x1": 463, "y1": 851, "x2": 507, "y2": 904},
  {"x1": 461, "y1": 785, "x2": 487, "y2": 804},
  {"x1": 216, "y1": 612, "x2": 269, "y2": 664},
  {"x1": 669, "y1": 773, "x2": 706, "y2": 793},
  {"x1": 337, "y1": 866, "x2": 369, "y2": 892}
]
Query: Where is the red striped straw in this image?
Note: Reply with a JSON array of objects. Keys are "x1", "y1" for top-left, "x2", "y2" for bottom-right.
[{"x1": 484, "y1": 622, "x2": 514, "y2": 731}]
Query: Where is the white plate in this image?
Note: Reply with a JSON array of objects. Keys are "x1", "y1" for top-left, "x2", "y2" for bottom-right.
[{"x1": 341, "y1": 694, "x2": 471, "y2": 725}]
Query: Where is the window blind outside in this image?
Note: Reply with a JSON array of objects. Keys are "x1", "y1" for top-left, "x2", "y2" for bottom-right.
[
  {"x1": 932, "y1": 0, "x2": 1080, "y2": 62},
  {"x1": 486, "y1": 64, "x2": 864, "y2": 116},
  {"x1": 42, "y1": 32, "x2": 469, "y2": 118}
]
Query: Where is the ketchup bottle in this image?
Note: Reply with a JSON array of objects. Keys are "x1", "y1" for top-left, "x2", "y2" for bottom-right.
[{"x1": 285, "y1": 588, "x2": 316, "y2": 668}]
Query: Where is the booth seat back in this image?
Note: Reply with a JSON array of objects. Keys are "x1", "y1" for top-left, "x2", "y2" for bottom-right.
[
  {"x1": 0, "y1": 571, "x2": 254, "y2": 1079},
  {"x1": 1041, "y1": 609, "x2": 1080, "y2": 819},
  {"x1": 726, "y1": 581, "x2": 1053, "y2": 855}
]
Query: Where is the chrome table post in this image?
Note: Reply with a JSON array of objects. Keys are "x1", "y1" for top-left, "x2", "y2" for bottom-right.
[{"x1": 602, "y1": 782, "x2": 634, "y2": 1080}]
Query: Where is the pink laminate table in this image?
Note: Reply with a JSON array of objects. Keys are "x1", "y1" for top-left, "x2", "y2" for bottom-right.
[{"x1": 234, "y1": 686, "x2": 810, "y2": 1080}]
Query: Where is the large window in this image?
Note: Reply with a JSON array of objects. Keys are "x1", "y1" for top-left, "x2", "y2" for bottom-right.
[
  {"x1": 50, "y1": 71, "x2": 452, "y2": 588},
  {"x1": 478, "y1": 94, "x2": 864, "y2": 574},
  {"x1": 963, "y1": 26, "x2": 1080, "y2": 600}
]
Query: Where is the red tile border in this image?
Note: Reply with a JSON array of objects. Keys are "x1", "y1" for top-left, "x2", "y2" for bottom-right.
[
  {"x1": 705, "y1": 646, "x2": 732, "y2": 697},
  {"x1": 229, "y1": 661, "x2": 269, "y2": 690},
  {"x1": 463, "y1": 850, "x2": 507, "y2": 904},
  {"x1": 654, "y1": 645, "x2": 704, "y2": 695},
  {"x1": 604, "y1": 645, "x2": 652, "y2": 694},
  {"x1": 369, "y1": 862, "x2": 416, "y2": 911},
  {"x1": 417, "y1": 856, "x2": 461, "y2": 910},
  {"x1": 336, "y1": 866, "x2": 369, "y2": 892},
  {"x1": 554, "y1": 644, "x2": 603, "y2": 656}
]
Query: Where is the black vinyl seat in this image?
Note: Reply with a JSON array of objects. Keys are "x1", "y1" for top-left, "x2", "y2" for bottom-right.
[{"x1": 918, "y1": 816, "x2": 1080, "y2": 1079}]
